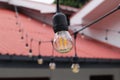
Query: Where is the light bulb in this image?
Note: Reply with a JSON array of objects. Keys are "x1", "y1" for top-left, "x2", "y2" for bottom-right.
[
  {"x1": 49, "y1": 62, "x2": 56, "y2": 70},
  {"x1": 81, "y1": 33, "x2": 85, "y2": 39},
  {"x1": 21, "y1": 36, "x2": 24, "y2": 40},
  {"x1": 25, "y1": 43, "x2": 29, "y2": 49},
  {"x1": 53, "y1": 31, "x2": 73, "y2": 53},
  {"x1": 71, "y1": 63, "x2": 80, "y2": 73},
  {"x1": 37, "y1": 58, "x2": 43, "y2": 64},
  {"x1": 28, "y1": 49, "x2": 32, "y2": 57}
]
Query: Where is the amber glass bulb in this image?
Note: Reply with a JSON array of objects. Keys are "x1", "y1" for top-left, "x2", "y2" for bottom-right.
[{"x1": 53, "y1": 31, "x2": 73, "y2": 53}]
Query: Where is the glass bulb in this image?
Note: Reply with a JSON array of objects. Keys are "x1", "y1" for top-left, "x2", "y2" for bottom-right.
[
  {"x1": 71, "y1": 63, "x2": 80, "y2": 73},
  {"x1": 49, "y1": 62, "x2": 56, "y2": 70},
  {"x1": 25, "y1": 43, "x2": 29, "y2": 49},
  {"x1": 28, "y1": 49, "x2": 32, "y2": 57},
  {"x1": 53, "y1": 31, "x2": 73, "y2": 53},
  {"x1": 37, "y1": 58, "x2": 43, "y2": 64}
]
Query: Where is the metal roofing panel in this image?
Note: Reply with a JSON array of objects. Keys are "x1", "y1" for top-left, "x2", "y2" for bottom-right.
[{"x1": 0, "y1": 8, "x2": 120, "y2": 60}]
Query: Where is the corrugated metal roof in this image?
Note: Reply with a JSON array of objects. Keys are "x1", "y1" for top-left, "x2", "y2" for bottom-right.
[{"x1": 0, "y1": 8, "x2": 120, "y2": 60}]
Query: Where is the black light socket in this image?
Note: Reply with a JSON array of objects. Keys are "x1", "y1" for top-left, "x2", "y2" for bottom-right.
[
  {"x1": 72, "y1": 56, "x2": 78, "y2": 63},
  {"x1": 52, "y1": 12, "x2": 68, "y2": 33}
]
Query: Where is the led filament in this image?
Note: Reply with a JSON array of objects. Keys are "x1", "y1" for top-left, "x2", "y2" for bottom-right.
[{"x1": 53, "y1": 31, "x2": 73, "y2": 53}]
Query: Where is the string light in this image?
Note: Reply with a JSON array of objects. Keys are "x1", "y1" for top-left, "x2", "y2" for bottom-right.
[
  {"x1": 19, "y1": 29, "x2": 22, "y2": 33},
  {"x1": 80, "y1": 32, "x2": 85, "y2": 39},
  {"x1": 71, "y1": 33, "x2": 80, "y2": 73},
  {"x1": 71, "y1": 57, "x2": 80, "y2": 73},
  {"x1": 25, "y1": 34, "x2": 29, "y2": 48},
  {"x1": 20, "y1": 29, "x2": 24, "y2": 40},
  {"x1": 37, "y1": 41, "x2": 43, "y2": 64},
  {"x1": 49, "y1": 41, "x2": 56, "y2": 70},
  {"x1": 52, "y1": 0, "x2": 73, "y2": 53},
  {"x1": 49, "y1": 58, "x2": 56, "y2": 70},
  {"x1": 71, "y1": 63, "x2": 80, "y2": 73},
  {"x1": 28, "y1": 49, "x2": 32, "y2": 57},
  {"x1": 14, "y1": 6, "x2": 22, "y2": 34},
  {"x1": 37, "y1": 55, "x2": 43, "y2": 64},
  {"x1": 28, "y1": 38, "x2": 33, "y2": 57},
  {"x1": 14, "y1": 6, "x2": 19, "y2": 25},
  {"x1": 11, "y1": 1, "x2": 120, "y2": 71},
  {"x1": 105, "y1": 29, "x2": 109, "y2": 40},
  {"x1": 25, "y1": 43, "x2": 29, "y2": 48}
]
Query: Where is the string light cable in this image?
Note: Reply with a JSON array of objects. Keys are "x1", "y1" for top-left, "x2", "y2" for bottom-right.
[
  {"x1": 37, "y1": 41, "x2": 43, "y2": 65},
  {"x1": 71, "y1": 33, "x2": 80, "y2": 73},
  {"x1": 49, "y1": 40, "x2": 56, "y2": 70}
]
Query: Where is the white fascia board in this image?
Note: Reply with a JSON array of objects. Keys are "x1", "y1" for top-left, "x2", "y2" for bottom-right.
[
  {"x1": 71, "y1": 0, "x2": 104, "y2": 25},
  {"x1": 8, "y1": 0, "x2": 55, "y2": 13}
]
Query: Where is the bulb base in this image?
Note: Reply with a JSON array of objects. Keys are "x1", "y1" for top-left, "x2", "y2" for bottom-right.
[{"x1": 53, "y1": 12, "x2": 68, "y2": 33}]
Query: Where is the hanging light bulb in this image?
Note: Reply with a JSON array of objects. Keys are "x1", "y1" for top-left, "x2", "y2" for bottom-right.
[
  {"x1": 25, "y1": 43, "x2": 29, "y2": 48},
  {"x1": 28, "y1": 49, "x2": 32, "y2": 57},
  {"x1": 38, "y1": 58, "x2": 43, "y2": 64},
  {"x1": 37, "y1": 56, "x2": 43, "y2": 64},
  {"x1": 53, "y1": 31, "x2": 73, "y2": 53},
  {"x1": 19, "y1": 29, "x2": 21, "y2": 33},
  {"x1": 81, "y1": 33, "x2": 85, "y2": 39},
  {"x1": 16, "y1": 22, "x2": 18, "y2": 25},
  {"x1": 20, "y1": 29, "x2": 24, "y2": 40},
  {"x1": 71, "y1": 63, "x2": 80, "y2": 73},
  {"x1": 105, "y1": 29, "x2": 109, "y2": 40},
  {"x1": 71, "y1": 56, "x2": 80, "y2": 73},
  {"x1": 52, "y1": 12, "x2": 73, "y2": 53},
  {"x1": 49, "y1": 62, "x2": 56, "y2": 70},
  {"x1": 52, "y1": 0, "x2": 73, "y2": 53},
  {"x1": 21, "y1": 36, "x2": 24, "y2": 40},
  {"x1": 28, "y1": 39, "x2": 33, "y2": 57},
  {"x1": 25, "y1": 34, "x2": 29, "y2": 49},
  {"x1": 49, "y1": 58, "x2": 56, "y2": 70}
]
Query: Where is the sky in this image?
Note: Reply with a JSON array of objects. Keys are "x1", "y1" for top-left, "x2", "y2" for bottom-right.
[{"x1": 30, "y1": 0, "x2": 54, "y2": 4}]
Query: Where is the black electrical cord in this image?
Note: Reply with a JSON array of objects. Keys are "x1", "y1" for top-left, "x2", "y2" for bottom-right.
[
  {"x1": 74, "y1": 33, "x2": 77, "y2": 57},
  {"x1": 56, "y1": 0, "x2": 60, "y2": 12},
  {"x1": 72, "y1": 32, "x2": 78, "y2": 63}
]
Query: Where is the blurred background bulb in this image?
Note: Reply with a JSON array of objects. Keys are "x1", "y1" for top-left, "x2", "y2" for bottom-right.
[
  {"x1": 25, "y1": 43, "x2": 29, "y2": 49},
  {"x1": 71, "y1": 63, "x2": 80, "y2": 73},
  {"x1": 28, "y1": 49, "x2": 32, "y2": 57},
  {"x1": 37, "y1": 58, "x2": 43, "y2": 64},
  {"x1": 53, "y1": 31, "x2": 73, "y2": 53},
  {"x1": 49, "y1": 62, "x2": 56, "y2": 70}
]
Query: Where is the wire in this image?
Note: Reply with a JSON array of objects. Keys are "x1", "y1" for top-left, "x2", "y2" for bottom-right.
[
  {"x1": 38, "y1": 41, "x2": 41, "y2": 55},
  {"x1": 30, "y1": 38, "x2": 33, "y2": 49},
  {"x1": 56, "y1": 0, "x2": 60, "y2": 12},
  {"x1": 73, "y1": 4, "x2": 120, "y2": 35},
  {"x1": 51, "y1": 40, "x2": 54, "y2": 57}
]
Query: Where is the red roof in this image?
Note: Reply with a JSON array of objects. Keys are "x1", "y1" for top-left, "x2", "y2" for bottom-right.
[{"x1": 1, "y1": 8, "x2": 120, "y2": 60}]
